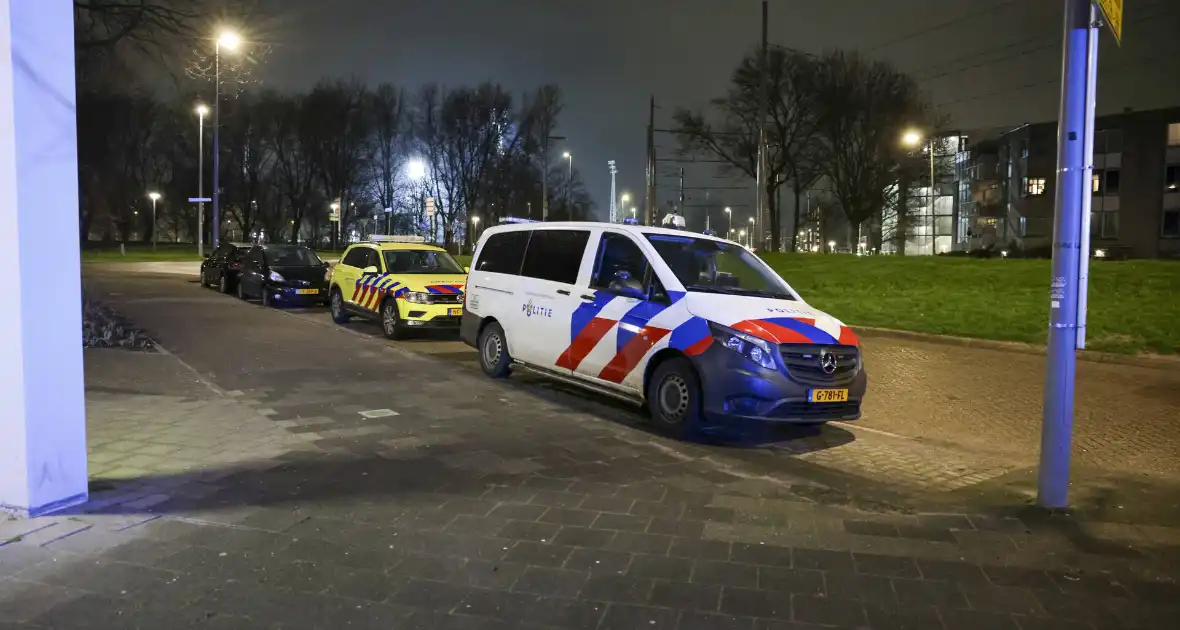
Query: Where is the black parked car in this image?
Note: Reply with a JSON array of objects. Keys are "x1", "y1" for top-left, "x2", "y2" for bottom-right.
[
  {"x1": 200, "y1": 243, "x2": 248, "y2": 293},
  {"x1": 236, "y1": 244, "x2": 330, "y2": 307}
]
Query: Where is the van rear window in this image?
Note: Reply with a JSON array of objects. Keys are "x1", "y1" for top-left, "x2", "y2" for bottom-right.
[{"x1": 474, "y1": 231, "x2": 530, "y2": 275}]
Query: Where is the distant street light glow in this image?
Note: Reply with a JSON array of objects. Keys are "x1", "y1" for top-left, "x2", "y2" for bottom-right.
[
  {"x1": 217, "y1": 30, "x2": 241, "y2": 51},
  {"x1": 195, "y1": 104, "x2": 209, "y2": 116},
  {"x1": 406, "y1": 159, "x2": 427, "y2": 180},
  {"x1": 147, "y1": 191, "x2": 161, "y2": 201},
  {"x1": 901, "y1": 130, "x2": 922, "y2": 147}
]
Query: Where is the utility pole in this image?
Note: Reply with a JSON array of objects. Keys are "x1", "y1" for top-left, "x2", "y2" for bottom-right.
[
  {"x1": 1038, "y1": 0, "x2": 1104, "y2": 509},
  {"x1": 608, "y1": 161, "x2": 618, "y2": 223},
  {"x1": 754, "y1": 0, "x2": 769, "y2": 250},
  {"x1": 678, "y1": 168, "x2": 685, "y2": 214},
  {"x1": 645, "y1": 96, "x2": 656, "y2": 226},
  {"x1": 542, "y1": 134, "x2": 550, "y2": 221}
]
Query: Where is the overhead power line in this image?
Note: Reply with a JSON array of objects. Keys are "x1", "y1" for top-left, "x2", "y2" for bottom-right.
[
  {"x1": 864, "y1": 0, "x2": 1022, "y2": 54},
  {"x1": 913, "y1": 1, "x2": 1175, "y2": 82}
]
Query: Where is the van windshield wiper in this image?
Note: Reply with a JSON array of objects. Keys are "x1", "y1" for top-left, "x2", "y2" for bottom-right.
[{"x1": 685, "y1": 284, "x2": 794, "y2": 300}]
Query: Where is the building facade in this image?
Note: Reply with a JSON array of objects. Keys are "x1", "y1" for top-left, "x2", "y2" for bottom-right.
[{"x1": 961, "y1": 106, "x2": 1180, "y2": 259}]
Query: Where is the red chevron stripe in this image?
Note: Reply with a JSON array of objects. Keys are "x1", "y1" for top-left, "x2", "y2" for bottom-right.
[
  {"x1": 598, "y1": 326, "x2": 671, "y2": 384},
  {"x1": 732, "y1": 320, "x2": 810, "y2": 344},
  {"x1": 837, "y1": 325, "x2": 859, "y2": 346},
  {"x1": 555, "y1": 317, "x2": 616, "y2": 371},
  {"x1": 683, "y1": 335, "x2": 712, "y2": 357}
]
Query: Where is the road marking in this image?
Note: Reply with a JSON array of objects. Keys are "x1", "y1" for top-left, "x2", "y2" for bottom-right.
[
  {"x1": 359, "y1": 408, "x2": 399, "y2": 419},
  {"x1": 831, "y1": 421, "x2": 913, "y2": 440}
]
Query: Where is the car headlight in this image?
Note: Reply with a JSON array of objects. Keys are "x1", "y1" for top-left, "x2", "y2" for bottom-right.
[
  {"x1": 268, "y1": 270, "x2": 285, "y2": 282},
  {"x1": 404, "y1": 291, "x2": 430, "y2": 304},
  {"x1": 709, "y1": 322, "x2": 777, "y2": 370}
]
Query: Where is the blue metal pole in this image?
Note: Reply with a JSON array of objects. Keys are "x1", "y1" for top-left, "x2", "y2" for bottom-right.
[{"x1": 1038, "y1": 0, "x2": 1094, "y2": 508}]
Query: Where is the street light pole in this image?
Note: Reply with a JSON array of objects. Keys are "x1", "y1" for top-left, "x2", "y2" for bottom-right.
[
  {"x1": 725, "y1": 207, "x2": 732, "y2": 238},
  {"x1": 1038, "y1": 0, "x2": 1099, "y2": 509},
  {"x1": 211, "y1": 30, "x2": 240, "y2": 250},
  {"x1": 564, "y1": 152, "x2": 573, "y2": 212},
  {"x1": 196, "y1": 104, "x2": 207, "y2": 257},
  {"x1": 148, "y1": 192, "x2": 161, "y2": 250}
]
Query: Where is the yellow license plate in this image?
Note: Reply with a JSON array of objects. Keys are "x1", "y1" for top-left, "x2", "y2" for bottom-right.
[
  {"x1": 295, "y1": 289, "x2": 319, "y2": 295},
  {"x1": 809, "y1": 388, "x2": 848, "y2": 403},
  {"x1": 449, "y1": 308, "x2": 462, "y2": 316}
]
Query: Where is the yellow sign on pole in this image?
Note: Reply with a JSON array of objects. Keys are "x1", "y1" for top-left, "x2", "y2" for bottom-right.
[{"x1": 1094, "y1": 0, "x2": 1122, "y2": 44}]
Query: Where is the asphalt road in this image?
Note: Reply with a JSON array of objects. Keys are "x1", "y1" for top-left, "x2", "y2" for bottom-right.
[{"x1": 84, "y1": 269, "x2": 1180, "y2": 520}]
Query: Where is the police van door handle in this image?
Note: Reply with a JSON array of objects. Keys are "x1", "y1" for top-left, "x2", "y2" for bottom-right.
[
  {"x1": 580, "y1": 294, "x2": 596, "y2": 301},
  {"x1": 556, "y1": 289, "x2": 570, "y2": 296}
]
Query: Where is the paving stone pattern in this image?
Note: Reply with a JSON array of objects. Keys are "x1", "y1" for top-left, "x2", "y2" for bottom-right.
[{"x1": 4, "y1": 272, "x2": 1173, "y2": 628}]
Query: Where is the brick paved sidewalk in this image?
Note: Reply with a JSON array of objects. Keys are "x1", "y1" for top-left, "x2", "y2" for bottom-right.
[{"x1": 3, "y1": 331, "x2": 1179, "y2": 628}]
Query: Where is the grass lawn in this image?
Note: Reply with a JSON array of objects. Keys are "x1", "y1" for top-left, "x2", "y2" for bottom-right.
[
  {"x1": 81, "y1": 244, "x2": 203, "y2": 263},
  {"x1": 760, "y1": 254, "x2": 1180, "y2": 356}
]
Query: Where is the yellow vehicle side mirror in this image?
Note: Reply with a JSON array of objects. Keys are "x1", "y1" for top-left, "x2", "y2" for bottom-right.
[
  {"x1": 362, "y1": 265, "x2": 379, "y2": 274},
  {"x1": 464, "y1": 266, "x2": 470, "y2": 273}
]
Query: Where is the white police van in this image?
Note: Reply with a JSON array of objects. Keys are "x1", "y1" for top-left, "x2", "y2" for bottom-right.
[{"x1": 460, "y1": 217, "x2": 866, "y2": 436}]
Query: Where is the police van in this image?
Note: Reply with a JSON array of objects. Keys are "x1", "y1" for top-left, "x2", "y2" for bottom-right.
[{"x1": 460, "y1": 218, "x2": 866, "y2": 436}]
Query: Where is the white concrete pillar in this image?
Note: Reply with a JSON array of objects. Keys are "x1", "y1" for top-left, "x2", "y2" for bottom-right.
[{"x1": 0, "y1": 0, "x2": 87, "y2": 516}]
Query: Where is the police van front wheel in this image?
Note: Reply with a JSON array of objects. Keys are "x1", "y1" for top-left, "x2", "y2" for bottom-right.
[
  {"x1": 646, "y1": 357, "x2": 702, "y2": 438},
  {"x1": 478, "y1": 322, "x2": 511, "y2": 379}
]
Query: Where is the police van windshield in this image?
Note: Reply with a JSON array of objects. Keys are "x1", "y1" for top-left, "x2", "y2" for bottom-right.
[
  {"x1": 383, "y1": 250, "x2": 465, "y2": 274},
  {"x1": 644, "y1": 234, "x2": 795, "y2": 300}
]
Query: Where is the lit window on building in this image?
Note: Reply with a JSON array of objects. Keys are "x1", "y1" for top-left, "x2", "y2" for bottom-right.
[
  {"x1": 1093, "y1": 170, "x2": 1119, "y2": 195},
  {"x1": 1168, "y1": 123, "x2": 1180, "y2": 147},
  {"x1": 1025, "y1": 177, "x2": 1046, "y2": 196}
]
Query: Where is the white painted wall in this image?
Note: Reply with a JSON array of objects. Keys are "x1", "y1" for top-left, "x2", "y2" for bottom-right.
[{"x1": 0, "y1": 0, "x2": 88, "y2": 516}]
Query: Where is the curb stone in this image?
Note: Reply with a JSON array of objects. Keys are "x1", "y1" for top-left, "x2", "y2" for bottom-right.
[{"x1": 854, "y1": 325, "x2": 1180, "y2": 370}]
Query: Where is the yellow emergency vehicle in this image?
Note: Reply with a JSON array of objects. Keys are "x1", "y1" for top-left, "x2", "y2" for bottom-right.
[{"x1": 328, "y1": 236, "x2": 468, "y2": 339}]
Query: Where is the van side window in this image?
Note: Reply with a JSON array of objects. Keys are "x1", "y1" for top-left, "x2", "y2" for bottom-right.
[
  {"x1": 475, "y1": 231, "x2": 530, "y2": 275},
  {"x1": 520, "y1": 230, "x2": 590, "y2": 284},
  {"x1": 591, "y1": 233, "x2": 651, "y2": 291},
  {"x1": 341, "y1": 248, "x2": 368, "y2": 268}
]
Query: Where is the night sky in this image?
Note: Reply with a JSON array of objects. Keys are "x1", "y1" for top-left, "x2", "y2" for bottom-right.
[{"x1": 252, "y1": 0, "x2": 1179, "y2": 221}]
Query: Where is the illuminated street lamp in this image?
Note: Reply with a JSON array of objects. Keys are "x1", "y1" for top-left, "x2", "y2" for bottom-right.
[
  {"x1": 828, "y1": 239, "x2": 837, "y2": 253},
  {"x1": 562, "y1": 152, "x2": 573, "y2": 209},
  {"x1": 901, "y1": 128, "x2": 936, "y2": 255},
  {"x1": 148, "y1": 192, "x2": 162, "y2": 250},
  {"x1": 194, "y1": 104, "x2": 209, "y2": 256},
  {"x1": 211, "y1": 28, "x2": 242, "y2": 249},
  {"x1": 470, "y1": 215, "x2": 481, "y2": 253},
  {"x1": 406, "y1": 158, "x2": 427, "y2": 181},
  {"x1": 724, "y1": 207, "x2": 732, "y2": 235}
]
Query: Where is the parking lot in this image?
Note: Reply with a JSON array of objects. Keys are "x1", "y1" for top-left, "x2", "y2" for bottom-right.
[{"x1": 82, "y1": 268, "x2": 1180, "y2": 516}]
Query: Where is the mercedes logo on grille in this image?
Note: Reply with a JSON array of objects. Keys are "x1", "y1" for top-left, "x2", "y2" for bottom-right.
[{"x1": 819, "y1": 349, "x2": 838, "y2": 375}]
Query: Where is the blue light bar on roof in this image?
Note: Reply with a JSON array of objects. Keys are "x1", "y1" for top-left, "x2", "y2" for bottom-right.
[
  {"x1": 622, "y1": 217, "x2": 639, "y2": 225},
  {"x1": 702, "y1": 229, "x2": 716, "y2": 236},
  {"x1": 499, "y1": 216, "x2": 538, "y2": 224}
]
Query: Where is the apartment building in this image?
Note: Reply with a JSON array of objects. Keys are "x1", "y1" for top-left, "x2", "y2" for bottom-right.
[{"x1": 961, "y1": 106, "x2": 1180, "y2": 258}]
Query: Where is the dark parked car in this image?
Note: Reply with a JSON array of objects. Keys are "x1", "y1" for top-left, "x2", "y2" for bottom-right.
[
  {"x1": 236, "y1": 244, "x2": 330, "y2": 307},
  {"x1": 200, "y1": 243, "x2": 248, "y2": 293}
]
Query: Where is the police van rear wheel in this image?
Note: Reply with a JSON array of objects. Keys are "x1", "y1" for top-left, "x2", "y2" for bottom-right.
[
  {"x1": 478, "y1": 322, "x2": 511, "y2": 379},
  {"x1": 381, "y1": 299, "x2": 403, "y2": 340},
  {"x1": 330, "y1": 288, "x2": 350, "y2": 324},
  {"x1": 647, "y1": 358, "x2": 701, "y2": 438}
]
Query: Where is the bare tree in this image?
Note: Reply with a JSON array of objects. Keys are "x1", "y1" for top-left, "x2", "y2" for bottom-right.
[
  {"x1": 303, "y1": 78, "x2": 372, "y2": 248},
  {"x1": 675, "y1": 48, "x2": 820, "y2": 251},
  {"x1": 810, "y1": 50, "x2": 934, "y2": 249},
  {"x1": 367, "y1": 84, "x2": 409, "y2": 229},
  {"x1": 258, "y1": 91, "x2": 319, "y2": 243},
  {"x1": 415, "y1": 83, "x2": 515, "y2": 247}
]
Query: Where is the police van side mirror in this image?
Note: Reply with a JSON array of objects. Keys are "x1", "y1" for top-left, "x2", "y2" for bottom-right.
[{"x1": 362, "y1": 265, "x2": 379, "y2": 274}]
